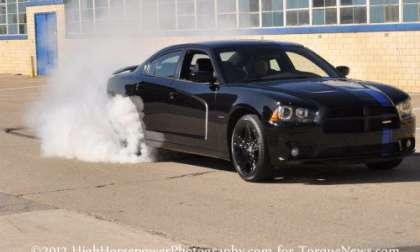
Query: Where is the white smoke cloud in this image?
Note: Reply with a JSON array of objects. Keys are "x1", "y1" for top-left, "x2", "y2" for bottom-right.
[
  {"x1": 25, "y1": 40, "x2": 158, "y2": 163},
  {"x1": 25, "y1": 0, "x2": 243, "y2": 163}
]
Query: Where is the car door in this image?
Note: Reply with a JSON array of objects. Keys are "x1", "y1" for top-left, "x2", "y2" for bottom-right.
[
  {"x1": 163, "y1": 49, "x2": 219, "y2": 148},
  {"x1": 136, "y1": 50, "x2": 184, "y2": 139}
]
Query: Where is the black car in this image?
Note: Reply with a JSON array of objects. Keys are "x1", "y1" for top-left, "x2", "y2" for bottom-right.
[{"x1": 108, "y1": 40, "x2": 415, "y2": 182}]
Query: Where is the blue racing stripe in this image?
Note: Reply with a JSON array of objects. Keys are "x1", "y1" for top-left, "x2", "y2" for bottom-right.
[
  {"x1": 382, "y1": 128, "x2": 393, "y2": 145},
  {"x1": 363, "y1": 87, "x2": 394, "y2": 147},
  {"x1": 363, "y1": 89, "x2": 393, "y2": 107}
]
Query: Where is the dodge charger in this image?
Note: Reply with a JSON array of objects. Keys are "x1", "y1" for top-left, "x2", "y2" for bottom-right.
[{"x1": 108, "y1": 40, "x2": 416, "y2": 182}]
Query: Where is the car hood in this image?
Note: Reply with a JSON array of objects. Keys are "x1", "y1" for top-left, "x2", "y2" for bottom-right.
[{"x1": 241, "y1": 78, "x2": 408, "y2": 108}]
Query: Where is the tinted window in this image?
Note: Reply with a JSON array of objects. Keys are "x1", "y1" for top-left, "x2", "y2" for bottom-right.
[
  {"x1": 286, "y1": 51, "x2": 328, "y2": 77},
  {"x1": 217, "y1": 46, "x2": 337, "y2": 83},
  {"x1": 180, "y1": 51, "x2": 215, "y2": 83},
  {"x1": 147, "y1": 51, "x2": 183, "y2": 79}
]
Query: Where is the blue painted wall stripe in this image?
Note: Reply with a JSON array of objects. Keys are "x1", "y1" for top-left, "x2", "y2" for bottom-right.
[
  {"x1": 0, "y1": 35, "x2": 28, "y2": 40},
  {"x1": 25, "y1": 0, "x2": 64, "y2": 7}
]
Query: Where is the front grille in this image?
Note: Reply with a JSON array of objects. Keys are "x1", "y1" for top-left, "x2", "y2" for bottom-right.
[
  {"x1": 319, "y1": 143, "x2": 400, "y2": 158},
  {"x1": 323, "y1": 106, "x2": 400, "y2": 133}
]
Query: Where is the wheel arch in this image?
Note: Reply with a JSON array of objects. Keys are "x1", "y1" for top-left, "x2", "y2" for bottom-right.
[{"x1": 227, "y1": 105, "x2": 262, "y2": 154}]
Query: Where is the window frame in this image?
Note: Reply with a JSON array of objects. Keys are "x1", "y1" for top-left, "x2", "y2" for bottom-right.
[
  {"x1": 339, "y1": 0, "x2": 368, "y2": 24},
  {"x1": 62, "y1": 0, "x2": 420, "y2": 36},
  {"x1": 144, "y1": 50, "x2": 185, "y2": 80},
  {"x1": 403, "y1": 0, "x2": 420, "y2": 22},
  {"x1": 261, "y1": 0, "x2": 285, "y2": 27},
  {"x1": 238, "y1": 0, "x2": 261, "y2": 28},
  {"x1": 370, "y1": 0, "x2": 399, "y2": 24},
  {"x1": 285, "y1": 0, "x2": 310, "y2": 26},
  {"x1": 196, "y1": 0, "x2": 217, "y2": 29},
  {"x1": 179, "y1": 49, "x2": 219, "y2": 84},
  {"x1": 312, "y1": 0, "x2": 338, "y2": 26},
  {"x1": 177, "y1": 0, "x2": 197, "y2": 30},
  {"x1": 0, "y1": 0, "x2": 27, "y2": 36},
  {"x1": 217, "y1": 0, "x2": 238, "y2": 28}
]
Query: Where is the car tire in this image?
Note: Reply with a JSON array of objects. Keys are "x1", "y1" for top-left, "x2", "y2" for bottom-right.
[
  {"x1": 231, "y1": 114, "x2": 275, "y2": 182},
  {"x1": 366, "y1": 159, "x2": 403, "y2": 170}
]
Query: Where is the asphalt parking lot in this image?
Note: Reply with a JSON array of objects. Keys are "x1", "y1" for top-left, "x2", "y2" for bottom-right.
[{"x1": 0, "y1": 74, "x2": 419, "y2": 251}]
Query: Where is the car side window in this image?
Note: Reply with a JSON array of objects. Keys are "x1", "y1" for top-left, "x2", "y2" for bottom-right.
[
  {"x1": 269, "y1": 59, "x2": 282, "y2": 72},
  {"x1": 218, "y1": 51, "x2": 248, "y2": 83},
  {"x1": 180, "y1": 51, "x2": 215, "y2": 83},
  {"x1": 146, "y1": 51, "x2": 183, "y2": 79}
]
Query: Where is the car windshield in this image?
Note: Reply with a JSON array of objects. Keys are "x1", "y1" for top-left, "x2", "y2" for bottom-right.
[{"x1": 216, "y1": 46, "x2": 339, "y2": 84}]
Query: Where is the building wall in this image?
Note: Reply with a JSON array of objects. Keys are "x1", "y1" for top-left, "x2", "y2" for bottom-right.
[
  {"x1": 262, "y1": 31, "x2": 420, "y2": 93},
  {"x1": 0, "y1": 4, "x2": 65, "y2": 77},
  {"x1": 0, "y1": 39, "x2": 32, "y2": 75},
  {"x1": 0, "y1": 2, "x2": 419, "y2": 93},
  {"x1": 153, "y1": 31, "x2": 420, "y2": 93}
]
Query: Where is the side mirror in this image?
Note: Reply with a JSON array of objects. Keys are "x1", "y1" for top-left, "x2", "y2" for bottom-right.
[
  {"x1": 191, "y1": 70, "x2": 216, "y2": 84},
  {"x1": 336, "y1": 66, "x2": 350, "y2": 77}
]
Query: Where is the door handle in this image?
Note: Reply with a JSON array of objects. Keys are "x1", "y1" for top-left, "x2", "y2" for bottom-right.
[{"x1": 135, "y1": 82, "x2": 144, "y2": 91}]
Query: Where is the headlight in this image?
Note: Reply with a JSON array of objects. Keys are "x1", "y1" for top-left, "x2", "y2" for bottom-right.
[
  {"x1": 396, "y1": 99, "x2": 413, "y2": 120},
  {"x1": 270, "y1": 104, "x2": 319, "y2": 124}
]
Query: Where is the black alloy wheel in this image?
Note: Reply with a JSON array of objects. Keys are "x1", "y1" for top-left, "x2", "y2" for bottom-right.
[{"x1": 231, "y1": 114, "x2": 275, "y2": 182}]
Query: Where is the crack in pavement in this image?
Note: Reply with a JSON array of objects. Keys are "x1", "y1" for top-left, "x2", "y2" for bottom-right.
[
  {"x1": 15, "y1": 170, "x2": 216, "y2": 198},
  {"x1": 16, "y1": 183, "x2": 117, "y2": 197},
  {"x1": 167, "y1": 171, "x2": 215, "y2": 180},
  {"x1": 15, "y1": 170, "x2": 218, "y2": 198}
]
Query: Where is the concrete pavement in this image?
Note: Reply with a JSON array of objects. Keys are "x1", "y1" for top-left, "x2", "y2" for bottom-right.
[{"x1": 0, "y1": 75, "x2": 419, "y2": 251}]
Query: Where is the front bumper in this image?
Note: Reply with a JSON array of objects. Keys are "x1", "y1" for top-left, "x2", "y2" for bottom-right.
[{"x1": 266, "y1": 117, "x2": 416, "y2": 166}]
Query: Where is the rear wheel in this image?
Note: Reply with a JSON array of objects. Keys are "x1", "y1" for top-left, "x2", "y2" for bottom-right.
[
  {"x1": 366, "y1": 159, "x2": 402, "y2": 170},
  {"x1": 231, "y1": 114, "x2": 275, "y2": 182}
]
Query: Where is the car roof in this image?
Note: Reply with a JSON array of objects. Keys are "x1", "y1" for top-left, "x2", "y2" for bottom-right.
[{"x1": 162, "y1": 40, "x2": 303, "y2": 51}]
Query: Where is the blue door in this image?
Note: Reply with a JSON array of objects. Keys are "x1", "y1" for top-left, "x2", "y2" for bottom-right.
[{"x1": 35, "y1": 12, "x2": 57, "y2": 76}]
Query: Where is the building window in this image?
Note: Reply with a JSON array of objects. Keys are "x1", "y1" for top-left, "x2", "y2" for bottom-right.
[
  {"x1": 177, "y1": 0, "x2": 196, "y2": 30},
  {"x1": 79, "y1": 0, "x2": 94, "y2": 33},
  {"x1": 125, "y1": 0, "x2": 142, "y2": 29},
  {"x1": 217, "y1": 0, "x2": 237, "y2": 28},
  {"x1": 340, "y1": 0, "x2": 367, "y2": 24},
  {"x1": 312, "y1": 0, "x2": 337, "y2": 25},
  {"x1": 403, "y1": 0, "x2": 420, "y2": 22},
  {"x1": 159, "y1": 0, "x2": 176, "y2": 30},
  {"x1": 238, "y1": 0, "x2": 260, "y2": 27},
  {"x1": 0, "y1": 0, "x2": 27, "y2": 35},
  {"x1": 286, "y1": 0, "x2": 310, "y2": 26},
  {"x1": 370, "y1": 0, "x2": 399, "y2": 23},
  {"x1": 94, "y1": 0, "x2": 111, "y2": 33},
  {"x1": 64, "y1": 0, "x2": 80, "y2": 34},
  {"x1": 262, "y1": 0, "x2": 284, "y2": 27},
  {"x1": 142, "y1": 0, "x2": 159, "y2": 30},
  {"x1": 62, "y1": 0, "x2": 420, "y2": 35},
  {"x1": 197, "y1": 0, "x2": 216, "y2": 29}
]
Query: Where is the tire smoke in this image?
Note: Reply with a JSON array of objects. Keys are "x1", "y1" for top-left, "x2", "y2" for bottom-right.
[
  {"x1": 25, "y1": 1, "x2": 241, "y2": 163},
  {"x1": 26, "y1": 41, "x2": 156, "y2": 163}
]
